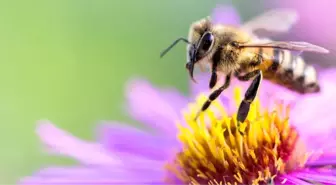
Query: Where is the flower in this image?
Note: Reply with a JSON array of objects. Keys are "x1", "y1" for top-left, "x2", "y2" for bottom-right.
[
  {"x1": 268, "y1": 0, "x2": 336, "y2": 44},
  {"x1": 210, "y1": 5, "x2": 241, "y2": 26},
  {"x1": 267, "y1": 0, "x2": 336, "y2": 68},
  {"x1": 20, "y1": 67, "x2": 336, "y2": 185},
  {"x1": 20, "y1": 5, "x2": 336, "y2": 185}
]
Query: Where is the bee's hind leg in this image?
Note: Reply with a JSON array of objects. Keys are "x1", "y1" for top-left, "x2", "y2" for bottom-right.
[
  {"x1": 236, "y1": 70, "x2": 262, "y2": 134},
  {"x1": 235, "y1": 70, "x2": 260, "y2": 81},
  {"x1": 195, "y1": 73, "x2": 232, "y2": 121}
]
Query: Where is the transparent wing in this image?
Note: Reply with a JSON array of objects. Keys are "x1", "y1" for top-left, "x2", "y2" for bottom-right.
[
  {"x1": 240, "y1": 41, "x2": 329, "y2": 54},
  {"x1": 242, "y1": 9, "x2": 298, "y2": 33},
  {"x1": 243, "y1": 47, "x2": 305, "y2": 72},
  {"x1": 253, "y1": 49, "x2": 303, "y2": 62}
]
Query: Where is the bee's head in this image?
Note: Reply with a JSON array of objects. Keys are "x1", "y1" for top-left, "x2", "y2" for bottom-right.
[
  {"x1": 160, "y1": 17, "x2": 214, "y2": 83},
  {"x1": 186, "y1": 31, "x2": 215, "y2": 82}
]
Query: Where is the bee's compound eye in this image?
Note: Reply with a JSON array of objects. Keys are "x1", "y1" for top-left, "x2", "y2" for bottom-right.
[
  {"x1": 231, "y1": 41, "x2": 239, "y2": 47},
  {"x1": 199, "y1": 32, "x2": 214, "y2": 52}
]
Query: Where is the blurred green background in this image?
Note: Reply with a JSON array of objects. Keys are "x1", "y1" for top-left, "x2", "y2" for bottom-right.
[{"x1": 0, "y1": 0, "x2": 333, "y2": 183}]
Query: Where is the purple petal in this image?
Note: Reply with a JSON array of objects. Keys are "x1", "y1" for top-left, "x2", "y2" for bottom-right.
[
  {"x1": 189, "y1": 74, "x2": 246, "y2": 103},
  {"x1": 279, "y1": 174, "x2": 311, "y2": 185},
  {"x1": 274, "y1": 176, "x2": 296, "y2": 185},
  {"x1": 97, "y1": 122, "x2": 177, "y2": 161},
  {"x1": 37, "y1": 166, "x2": 165, "y2": 178},
  {"x1": 291, "y1": 170, "x2": 336, "y2": 184},
  {"x1": 20, "y1": 178, "x2": 156, "y2": 185},
  {"x1": 304, "y1": 129, "x2": 336, "y2": 152},
  {"x1": 126, "y1": 79, "x2": 183, "y2": 134},
  {"x1": 20, "y1": 166, "x2": 165, "y2": 185},
  {"x1": 307, "y1": 151, "x2": 336, "y2": 166},
  {"x1": 189, "y1": 73, "x2": 231, "y2": 107},
  {"x1": 291, "y1": 80, "x2": 336, "y2": 136},
  {"x1": 37, "y1": 121, "x2": 165, "y2": 170},
  {"x1": 21, "y1": 178, "x2": 165, "y2": 185},
  {"x1": 269, "y1": 0, "x2": 336, "y2": 44},
  {"x1": 189, "y1": 73, "x2": 211, "y2": 98},
  {"x1": 20, "y1": 152, "x2": 167, "y2": 185},
  {"x1": 159, "y1": 88, "x2": 190, "y2": 113},
  {"x1": 304, "y1": 168, "x2": 336, "y2": 177},
  {"x1": 211, "y1": 5, "x2": 241, "y2": 26},
  {"x1": 32, "y1": 167, "x2": 113, "y2": 178},
  {"x1": 36, "y1": 121, "x2": 122, "y2": 166},
  {"x1": 319, "y1": 68, "x2": 336, "y2": 81}
]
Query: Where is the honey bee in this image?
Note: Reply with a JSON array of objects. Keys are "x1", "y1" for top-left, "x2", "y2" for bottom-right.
[{"x1": 160, "y1": 9, "x2": 329, "y2": 126}]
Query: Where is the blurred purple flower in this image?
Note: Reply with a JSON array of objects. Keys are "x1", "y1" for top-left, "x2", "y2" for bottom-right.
[
  {"x1": 210, "y1": 5, "x2": 241, "y2": 26},
  {"x1": 19, "y1": 5, "x2": 336, "y2": 185},
  {"x1": 269, "y1": 0, "x2": 336, "y2": 43},
  {"x1": 268, "y1": 0, "x2": 336, "y2": 67}
]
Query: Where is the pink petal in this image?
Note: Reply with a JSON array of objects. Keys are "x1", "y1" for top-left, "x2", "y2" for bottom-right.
[
  {"x1": 33, "y1": 167, "x2": 112, "y2": 177},
  {"x1": 189, "y1": 73, "x2": 212, "y2": 98},
  {"x1": 211, "y1": 4, "x2": 241, "y2": 26},
  {"x1": 189, "y1": 73, "x2": 231, "y2": 105},
  {"x1": 126, "y1": 79, "x2": 183, "y2": 134},
  {"x1": 19, "y1": 164, "x2": 164, "y2": 185},
  {"x1": 291, "y1": 80, "x2": 336, "y2": 136},
  {"x1": 307, "y1": 149, "x2": 336, "y2": 166},
  {"x1": 269, "y1": 0, "x2": 336, "y2": 44},
  {"x1": 37, "y1": 121, "x2": 164, "y2": 169},
  {"x1": 304, "y1": 128, "x2": 336, "y2": 152},
  {"x1": 291, "y1": 170, "x2": 336, "y2": 184},
  {"x1": 159, "y1": 88, "x2": 189, "y2": 113},
  {"x1": 96, "y1": 122, "x2": 177, "y2": 160},
  {"x1": 280, "y1": 174, "x2": 311, "y2": 185},
  {"x1": 31, "y1": 166, "x2": 164, "y2": 178},
  {"x1": 36, "y1": 121, "x2": 121, "y2": 166},
  {"x1": 20, "y1": 166, "x2": 165, "y2": 184},
  {"x1": 319, "y1": 68, "x2": 336, "y2": 81}
]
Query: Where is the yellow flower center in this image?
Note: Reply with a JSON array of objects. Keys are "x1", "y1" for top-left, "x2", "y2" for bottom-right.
[{"x1": 165, "y1": 87, "x2": 309, "y2": 185}]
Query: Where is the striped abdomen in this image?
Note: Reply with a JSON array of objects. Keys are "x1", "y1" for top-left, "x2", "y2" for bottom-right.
[{"x1": 259, "y1": 48, "x2": 320, "y2": 94}]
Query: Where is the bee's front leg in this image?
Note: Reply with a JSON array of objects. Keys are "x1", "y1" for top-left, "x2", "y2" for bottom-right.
[
  {"x1": 209, "y1": 71, "x2": 218, "y2": 89},
  {"x1": 195, "y1": 72, "x2": 232, "y2": 121},
  {"x1": 209, "y1": 57, "x2": 220, "y2": 89},
  {"x1": 236, "y1": 70, "x2": 262, "y2": 133}
]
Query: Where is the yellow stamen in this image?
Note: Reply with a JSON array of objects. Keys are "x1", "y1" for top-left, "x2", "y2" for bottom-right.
[{"x1": 165, "y1": 86, "x2": 309, "y2": 185}]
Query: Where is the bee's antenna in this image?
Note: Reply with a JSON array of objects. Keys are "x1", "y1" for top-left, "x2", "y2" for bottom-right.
[{"x1": 160, "y1": 38, "x2": 191, "y2": 58}]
